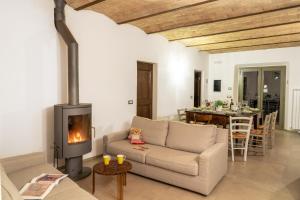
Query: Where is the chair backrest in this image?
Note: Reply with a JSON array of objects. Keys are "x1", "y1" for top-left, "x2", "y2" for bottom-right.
[
  {"x1": 270, "y1": 111, "x2": 278, "y2": 131},
  {"x1": 194, "y1": 113, "x2": 212, "y2": 123},
  {"x1": 177, "y1": 108, "x2": 187, "y2": 121},
  {"x1": 262, "y1": 114, "x2": 271, "y2": 134},
  {"x1": 229, "y1": 116, "x2": 253, "y2": 139}
]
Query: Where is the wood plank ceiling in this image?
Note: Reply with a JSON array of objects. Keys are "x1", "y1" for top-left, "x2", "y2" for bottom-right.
[{"x1": 66, "y1": 0, "x2": 300, "y2": 53}]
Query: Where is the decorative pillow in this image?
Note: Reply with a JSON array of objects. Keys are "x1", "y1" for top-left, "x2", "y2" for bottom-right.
[
  {"x1": 128, "y1": 127, "x2": 141, "y2": 139},
  {"x1": 128, "y1": 127, "x2": 144, "y2": 144},
  {"x1": 131, "y1": 116, "x2": 169, "y2": 146}
]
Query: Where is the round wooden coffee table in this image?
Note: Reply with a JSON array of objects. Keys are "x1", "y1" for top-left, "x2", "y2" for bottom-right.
[{"x1": 92, "y1": 160, "x2": 132, "y2": 200}]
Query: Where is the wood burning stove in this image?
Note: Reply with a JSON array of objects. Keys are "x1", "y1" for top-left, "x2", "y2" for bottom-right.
[
  {"x1": 54, "y1": 104, "x2": 92, "y2": 180},
  {"x1": 53, "y1": 0, "x2": 92, "y2": 180}
]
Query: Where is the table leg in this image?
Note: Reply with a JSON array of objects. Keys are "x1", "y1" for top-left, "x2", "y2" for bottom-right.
[
  {"x1": 92, "y1": 170, "x2": 95, "y2": 194},
  {"x1": 120, "y1": 173, "x2": 126, "y2": 186},
  {"x1": 117, "y1": 174, "x2": 123, "y2": 200},
  {"x1": 123, "y1": 173, "x2": 126, "y2": 186}
]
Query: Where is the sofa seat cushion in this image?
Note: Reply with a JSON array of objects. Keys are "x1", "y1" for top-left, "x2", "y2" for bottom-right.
[
  {"x1": 145, "y1": 147, "x2": 199, "y2": 176},
  {"x1": 7, "y1": 164, "x2": 97, "y2": 200},
  {"x1": 131, "y1": 116, "x2": 169, "y2": 146},
  {"x1": 166, "y1": 121, "x2": 217, "y2": 154}
]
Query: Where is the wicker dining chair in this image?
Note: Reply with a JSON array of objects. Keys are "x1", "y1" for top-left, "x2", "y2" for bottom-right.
[
  {"x1": 268, "y1": 111, "x2": 278, "y2": 148},
  {"x1": 229, "y1": 116, "x2": 253, "y2": 162},
  {"x1": 249, "y1": 114, "x2": 271, "y2": 155}
]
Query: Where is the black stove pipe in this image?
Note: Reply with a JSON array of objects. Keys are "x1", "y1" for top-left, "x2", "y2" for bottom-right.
[{"x1": 54, "y1": 0, "x2": 79, "y2": 105}]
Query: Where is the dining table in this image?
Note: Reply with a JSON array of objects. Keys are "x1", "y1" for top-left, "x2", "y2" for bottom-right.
[{"x1": 185, "y1": 109, "x2": 262, "y2": 129}]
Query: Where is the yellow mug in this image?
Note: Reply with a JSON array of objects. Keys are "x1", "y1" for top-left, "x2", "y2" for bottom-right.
[
  {"x1": 103, "y1": 155, "x2": 111, "y2": 166},
  {"x1": 116, "y1": 154, "x2": 126, "y2": 165}
]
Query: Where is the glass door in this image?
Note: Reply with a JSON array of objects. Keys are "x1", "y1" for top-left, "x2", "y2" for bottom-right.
[
  {"x1": 261, "y1": 67, "x2": 285, "y2": 128},
  {"x1": 239, "y1": 66, "x2": 285, "y2": 129},
  {"x1": 239, "y1": 68, "x2": 260, "y2": 108}
]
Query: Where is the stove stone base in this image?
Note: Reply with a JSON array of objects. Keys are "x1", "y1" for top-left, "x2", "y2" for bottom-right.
[{"x1": 61, "y1": 156, "x2": 91, "y2": 181}]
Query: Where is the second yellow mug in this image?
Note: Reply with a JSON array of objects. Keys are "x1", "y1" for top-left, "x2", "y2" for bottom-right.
[{"x1": 116, "y1": 154, "x2": 126, "y2": 164}]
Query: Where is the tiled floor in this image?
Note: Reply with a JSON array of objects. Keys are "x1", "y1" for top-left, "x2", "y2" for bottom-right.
[{"x1": 77, "y1": 130, "x2": 300, "y2": 200}]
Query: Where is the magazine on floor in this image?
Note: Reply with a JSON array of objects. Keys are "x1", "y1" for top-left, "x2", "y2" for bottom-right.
[{"x1": 19, "y1": 173, "x2": 68, "y2": 199}]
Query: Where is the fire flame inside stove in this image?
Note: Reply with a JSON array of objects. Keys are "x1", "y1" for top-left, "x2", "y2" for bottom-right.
[{"x1": 68, "y1": 131, "x2": 87, "y2": 144}]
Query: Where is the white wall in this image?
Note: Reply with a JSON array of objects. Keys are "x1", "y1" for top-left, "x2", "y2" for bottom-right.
[
  {"x1": 208, "y1": 47, "x2": 300, "y2": 130},
  {"x1": 0, "y1": 1, "x2": 208, "y2": 159},
  {"x1": 65, "y1": 7, "x2": 209, "y2": 158},
  {"x1": 0, "y1": 0, "x2": 61, "y2": 159}
]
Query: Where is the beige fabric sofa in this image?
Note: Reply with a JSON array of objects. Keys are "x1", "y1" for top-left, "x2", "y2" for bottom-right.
[
  {"x1": 104, "y1": 116, "x2": 228, "y2": 195},
  {"x1": 0, "y1": 152, "x2": 97, "y2": 200}
]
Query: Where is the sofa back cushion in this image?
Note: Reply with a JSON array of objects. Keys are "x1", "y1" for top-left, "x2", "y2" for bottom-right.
[
  {"x1": 166, "y1": 121, "x2": 217, "y2": 153},
  {"x1": 0, "y1": 164, "x2": 23, "y2": 200},
  {"x1": 131, "y1": 116, "x2": 169, "y2": 146}
]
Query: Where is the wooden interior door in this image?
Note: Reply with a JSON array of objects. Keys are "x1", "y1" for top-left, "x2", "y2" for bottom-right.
[
  {"x1": 137, "y1": 61, "x2": 153, "y2": 119},
  {"x1": 194, "y1": 71, "x2": 202, "y2": 107}
]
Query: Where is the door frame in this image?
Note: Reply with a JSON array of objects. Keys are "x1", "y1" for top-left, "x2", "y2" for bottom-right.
[{"x1": 238, "y1": 66, "x2": 286, "y2": 129}]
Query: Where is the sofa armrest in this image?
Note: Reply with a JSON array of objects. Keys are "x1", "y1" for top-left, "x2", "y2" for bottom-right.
[
  {"x1": 0, "y1": 152, "x2": 46, "y2": 174},
  {"x1": 198, "y1": 142, "x2": 228, "y2": 195},
  {"x1": 216, "y1": 128, "x2": 229, "y2": 144},
  {"x1": 103, "y1": 129, "x2": 129, "y2": 153}
]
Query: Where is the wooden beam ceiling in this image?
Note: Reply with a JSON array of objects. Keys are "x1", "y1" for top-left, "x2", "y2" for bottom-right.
[
  {"x1": 195, "y1": 33, "x2": 300, "y2": 50},
  {"x1": 207, "y1": 41, "x2": 300, "y2": 53},
  {"x1": 162, "y1": 7, "x2": 300, "y2": 41},
  {"x1": 65, "y1": 0, "x2": 300, "y2": 53},
  {"x1": 129, "y1": 0, "x2": 300, "y2": 34},
  {"x1": 66, "y1": 0, "x2": 95, "y2": 9},
  {"x1": 182, "y1": 23, "x2": 300, "y2": 46},
  {"x1": 87, "y1": 0, "x2": 215, "y2": 24},
  {"x1": 119, "y1": 1, "x2": 218, "y2": 24},
  {"x1": 75, "y1": 0, "x2": 105, "y2": 11}
]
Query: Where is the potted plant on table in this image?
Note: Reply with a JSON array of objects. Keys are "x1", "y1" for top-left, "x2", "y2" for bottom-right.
[{"x1": 214, "y1": 100, "x2": 224, "y2": 112}]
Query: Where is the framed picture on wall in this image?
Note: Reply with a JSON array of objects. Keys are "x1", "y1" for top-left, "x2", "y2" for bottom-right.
[{"x1": 214, "y1": 80, "x2": 221, "y2": 92}]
